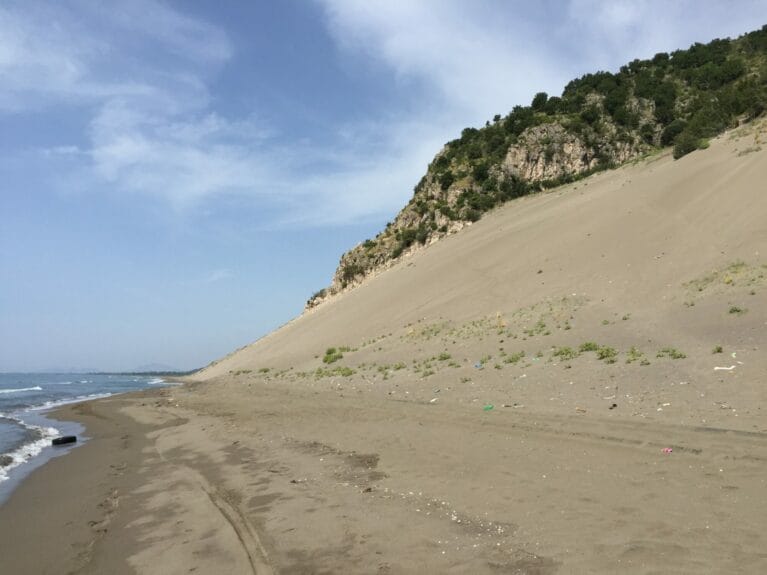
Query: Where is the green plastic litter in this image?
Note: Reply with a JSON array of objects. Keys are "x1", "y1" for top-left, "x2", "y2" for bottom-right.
[{"x1": 483, "y1": 404, "x2": 494, "y2": 411}]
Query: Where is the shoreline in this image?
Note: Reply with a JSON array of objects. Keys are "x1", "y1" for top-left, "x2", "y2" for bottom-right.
[
  {"x1": 0, "y1": 376, "x2": 182, "y2": 503},
  {"x1": 0, "y1": 390, "x2": 160, "y2": 574},
  {"x1": 0, "y1": 385, "x2": 267, "y2": 574},
  {"x1": 0, "y1": 409, "x2": 83, "y2": 506}
]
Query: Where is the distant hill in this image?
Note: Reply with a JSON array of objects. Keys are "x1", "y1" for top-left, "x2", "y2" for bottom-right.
[
  {"x1": 307, "y1": 24, "x2": 767, "y2": 309},
  {"x1": 133, "y1": 363, "x2": 180, "y2": 373}
]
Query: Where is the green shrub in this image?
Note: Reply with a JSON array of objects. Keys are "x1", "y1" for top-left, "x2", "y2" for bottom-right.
[
  {"x1": 625, "y1": 347, "x2": 644, "y2": 363},
  {"x1": 596, "y1": 346, "x2": 618, "y2": 363},
  {"x1": 657, "y1": 347, "x2": 686, "y2": 359},
  {"x1": 323, "y1": 347, "x2": 344, "y2": 364},
  {"x1": 579, "y1": 341, "x2": 599, "y2": 352},
  {"x1": 552, "y1": 346, "x2": 579, "y2": 361},
  {"x1": 503, "y1": 351, "x2": 526, "y2": 364}
]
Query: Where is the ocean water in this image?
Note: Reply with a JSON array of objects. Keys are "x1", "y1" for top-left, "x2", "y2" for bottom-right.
[{"x1": 0, "y1": 373, "x2": 172, "y2": 489}]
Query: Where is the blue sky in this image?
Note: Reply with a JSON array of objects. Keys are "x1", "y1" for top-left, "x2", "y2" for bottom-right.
[{"x1": 2, "y1": 1, "x2": 766, "y2": 371}]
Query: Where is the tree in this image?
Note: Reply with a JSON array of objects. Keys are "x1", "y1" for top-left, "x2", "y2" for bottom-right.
[{"x1": 531, "y1": 92, "x2": 548, "y2": 111}]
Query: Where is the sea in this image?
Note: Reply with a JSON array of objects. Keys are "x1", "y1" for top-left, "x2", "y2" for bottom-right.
[{"x1": 0, "y1": 372, "x2": 173, "y2": 502}]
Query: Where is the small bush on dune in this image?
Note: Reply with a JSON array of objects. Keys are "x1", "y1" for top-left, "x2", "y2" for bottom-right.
[{"x1": 323, "y1": 347, "x2": 344, "y2": 364}]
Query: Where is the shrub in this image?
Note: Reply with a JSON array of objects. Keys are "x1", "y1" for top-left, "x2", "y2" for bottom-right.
[
  {"x1": 625, "y1": 347, "x2": 644, "y2": 363},
  {"x1": 661, "y1": 119, "x2": 687, "y2": 146},
  {"x1": 596, "y1": 346, "x2": 618, "y2": 363},
  {"x1": 323, "y1": 347, "x2": 344, "y2": 364},
  {"x1": 656, "y1": 347, "x2": 686, "y2": 359},
  {"x1": 552, "y1": 346, "x2": 579, "y2": 361},
  {"x1": 340, "y1": 263, "x2": 365, "y2": 287},
  {"x1": 503, "y1": 351, "x2": 526, "y2": 364},
  {"x1": 673, "y1": 131, "x2": 703, "y2": 158}
]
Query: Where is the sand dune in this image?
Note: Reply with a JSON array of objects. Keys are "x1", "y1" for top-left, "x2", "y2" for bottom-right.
[
  {"x1": 2, "y1": 123, "x2": 766, "y2": 574},
  {"x1": 200, "y1": 121, "x2": 766, "y2": 393}
]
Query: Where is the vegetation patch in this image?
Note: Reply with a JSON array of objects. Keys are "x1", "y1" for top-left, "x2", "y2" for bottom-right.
[
  {"x1": 552, "y1": 346, "x2": 580, "y2": 361},
  {"x1": 684, "y1": 261, "x2": 765, "y2": 296},
  {"x1": 323, "y1": 347, "x2": 345, "y2": 364},
  {"x1": 625, "y1": 347, "x2": 644, "y2": 364},
  {"x1": 579, "y1": 341, "x2": 600, "y2": 352},
  {"x1": 503, "y1": 351, "x2": 526, "y2": 364},
  {"x1": 657, "y1": 347, "x2": 687, "y2": 359},
  {"x1": 315, "y1": 366, "x2": 356, "y2": 378},
  {"x1": 596, "y1": 346, "x2": 618, "y2": 363}
]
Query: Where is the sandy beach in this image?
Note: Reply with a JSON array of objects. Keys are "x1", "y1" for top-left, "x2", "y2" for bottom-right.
[{"x1": 2, "y1": 126, "x2": 766, "y2": 574}]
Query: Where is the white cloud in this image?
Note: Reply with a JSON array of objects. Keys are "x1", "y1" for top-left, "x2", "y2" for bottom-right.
[
  {"x1": 566, "y1": 1, "x2": 767, "y2": 71},
  {"x1": 88, "y1": 101, "x2": 276, "y2": 206},
  {"x1": 317, "y1": 1, "x2": 569, "y2": 124}
]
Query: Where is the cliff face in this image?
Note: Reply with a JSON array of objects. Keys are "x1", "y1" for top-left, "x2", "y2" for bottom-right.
[
  {"x1": 306, "y1": 27, "x2": 767, "y2": 310},
  {"x1": 502, "y1": 122, "x2": 639, "y2": 182}
]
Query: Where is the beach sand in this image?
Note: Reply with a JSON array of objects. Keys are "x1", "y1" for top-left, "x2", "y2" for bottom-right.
[{"x1": 1, "y1": 125, "x2": 766, "y2": 573}]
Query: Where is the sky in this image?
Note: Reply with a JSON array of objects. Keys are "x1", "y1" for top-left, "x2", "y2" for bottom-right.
[{"x1": 2, "y1": 1, "x2": 766, "y2": 372}]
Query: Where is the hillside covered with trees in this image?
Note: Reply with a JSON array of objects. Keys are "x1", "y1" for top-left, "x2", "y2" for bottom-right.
[{"x1": 308, "y1": 25, "x2": 767, "y2": 309}]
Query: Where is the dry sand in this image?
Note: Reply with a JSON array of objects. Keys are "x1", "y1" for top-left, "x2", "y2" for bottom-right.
[{"x1": 1, "y1": 123, "x2": 766, "y2": 573}]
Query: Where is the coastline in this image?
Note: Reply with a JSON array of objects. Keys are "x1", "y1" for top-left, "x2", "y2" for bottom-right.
[
  {"x1": 0, "y1": 385, "x2": 268, "y2": 575},
  {"x1": 0, "y1": 374, "x2": 178, "y2": 501},
  {"x1": 0, "y1": 391, "x2": 159, "y2": 575}
]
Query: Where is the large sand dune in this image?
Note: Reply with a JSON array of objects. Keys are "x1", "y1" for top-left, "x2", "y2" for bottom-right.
[{"x1": 3, "y1": 123, "x2": 765, "y2": 574}]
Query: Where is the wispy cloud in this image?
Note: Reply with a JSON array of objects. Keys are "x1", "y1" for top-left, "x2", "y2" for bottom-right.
[
  {"x1": 88, "y1": 102, "x2": 275, "y2": 206},
  {"x1": 316, "y1": 1, "x2": 574, "y2": 124}
]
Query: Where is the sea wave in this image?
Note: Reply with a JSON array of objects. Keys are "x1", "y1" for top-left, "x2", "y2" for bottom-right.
[
  {"x1": 147, "y1": 378, "x2": 166, "y2": 385},
  {"x1": 0, "y1": 420, "x2": 59, "y2": 483},
  {"x1": 0, "y1": 386, "x2": 43, "y2": 394},
  {"x1": 27, "y1": 392, "x2": 113, "y2": 412}
]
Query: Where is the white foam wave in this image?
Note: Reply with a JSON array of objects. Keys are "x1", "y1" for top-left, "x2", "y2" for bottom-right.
[
  {"x1": 26, "y1": 392, "x2": 113, "y2": 412},
  {"x1": 0, "y1": 386, "x2": 43, "y2": 394},
  {"x1": 0, "y1": 422, "x2": 60, "y2": 483},
  {"x1": 147, "y1": 378, "x2": 165, "y2": 385},
  {"x1": 48, "y1": 381, "x2": 73, "y2": 385}
]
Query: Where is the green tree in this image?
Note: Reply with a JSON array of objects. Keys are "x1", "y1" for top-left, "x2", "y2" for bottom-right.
[{"x1": 531, "y1": 92, "x2": 549, "y2": 111}]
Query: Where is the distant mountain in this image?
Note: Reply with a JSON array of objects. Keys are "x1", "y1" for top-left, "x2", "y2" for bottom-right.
[
  {"x1": 133, "y1": 363, "x2": 180, "y2": 373},
  {"x1": 307, "y1": 24, "x2": 767, "y2": 309},
  {"x1": 36, "y1": 367, "x2": 101, "y2": 374}
]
